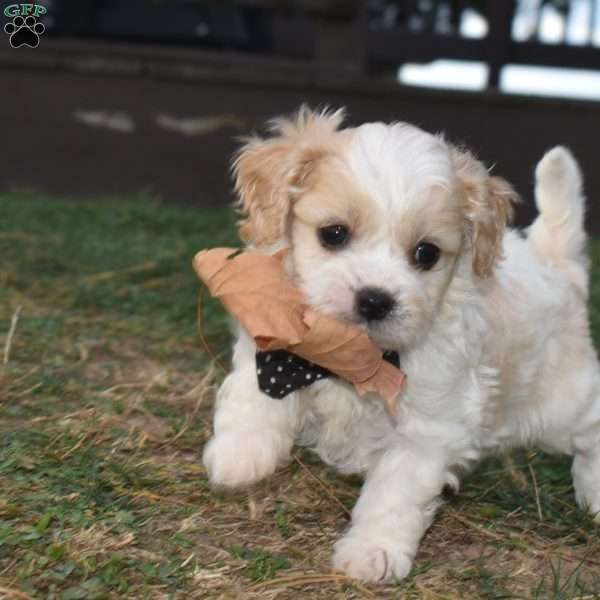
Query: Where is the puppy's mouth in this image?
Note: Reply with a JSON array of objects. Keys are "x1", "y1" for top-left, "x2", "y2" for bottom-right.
[
  {"x1": 337, "y1": 314, "x2": 402, "y2": 361},
  {"x1": 309, "y1": 294, "x2": 405, "y2": 350},
  {"x1": 336, "y1": 310, "x2": 405, "y2": 353},
  {"x1": 366, "y1": 325, "x2": 403, "y2": 354}
]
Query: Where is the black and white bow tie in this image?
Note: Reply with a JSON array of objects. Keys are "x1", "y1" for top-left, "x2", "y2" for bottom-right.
[{"x1": 256, "y1": 349, "x2": 400, "y2": 399}]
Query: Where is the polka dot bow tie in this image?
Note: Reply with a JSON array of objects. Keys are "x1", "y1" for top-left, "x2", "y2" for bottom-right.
[{"x1": 256, "y1": 349, "x2": 400, "y2": 399}]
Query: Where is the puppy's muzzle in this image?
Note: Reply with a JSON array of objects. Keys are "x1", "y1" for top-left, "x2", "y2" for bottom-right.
[{"x1": 356, "y1": 287, "x2": 395, "y2": 321}]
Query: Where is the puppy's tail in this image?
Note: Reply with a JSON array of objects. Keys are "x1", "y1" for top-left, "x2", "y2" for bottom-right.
[{"x1": 528, "y1": 146, "x2": 589, "y2": 294}]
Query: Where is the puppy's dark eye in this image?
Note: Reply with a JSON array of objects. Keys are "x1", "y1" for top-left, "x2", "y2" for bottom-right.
[
  {"x1": 413, "y1": 242, "x2": 440, "y2": 270},
  {"x1": 318, "y1": 224, "x2": 350, "y2": 249}
]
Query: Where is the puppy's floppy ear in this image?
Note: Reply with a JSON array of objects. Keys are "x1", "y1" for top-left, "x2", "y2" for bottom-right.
[
  {"x1": 450, "y1": 146, "x2": 518, "y2": 278},
  {"x1": 233, "y1": 106, "x2": 345, "y2": 247}
]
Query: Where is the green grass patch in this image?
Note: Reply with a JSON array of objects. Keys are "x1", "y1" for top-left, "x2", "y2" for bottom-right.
[{"x1": 229, "y1": 546, "x2": 292, "y2": 582}]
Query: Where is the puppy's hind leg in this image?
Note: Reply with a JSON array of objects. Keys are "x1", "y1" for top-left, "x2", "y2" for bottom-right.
[
  {"x1": 572, "y1": 414, "x2": 600, "y2": 522},
  {"x1": 203, "y1": 330, "x2": 302, "y2": 488}
]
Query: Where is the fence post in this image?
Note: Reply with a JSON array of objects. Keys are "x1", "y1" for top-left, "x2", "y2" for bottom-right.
[
  {"x1": 302, "y1": 0, "x2": 367, "y2": 82},
  {"x1": 485, "y1": 0, "x2": 515, "y2": 89}
]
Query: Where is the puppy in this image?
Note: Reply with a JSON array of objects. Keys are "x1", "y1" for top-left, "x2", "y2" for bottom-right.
[{"x1": 203, "y1": 107, "x2": 600, "y2": 582}]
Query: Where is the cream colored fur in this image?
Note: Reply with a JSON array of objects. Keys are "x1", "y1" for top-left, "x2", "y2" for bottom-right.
[{"x1": 203, "y1": 108, "x2": 600, "y2": 583}]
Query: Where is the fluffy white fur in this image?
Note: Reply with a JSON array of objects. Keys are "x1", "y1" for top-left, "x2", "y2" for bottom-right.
[{"x1": 202, "y1": 108, "x2": 600, "y2": 583}]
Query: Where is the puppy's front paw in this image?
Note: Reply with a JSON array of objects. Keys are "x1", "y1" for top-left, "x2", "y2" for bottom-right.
[
  {"x1": 202, "y1": 429, "x2": 288, "y2": 488},
  {"x1": 332, "y1": 532, "x2": 413, "y2": 583}
]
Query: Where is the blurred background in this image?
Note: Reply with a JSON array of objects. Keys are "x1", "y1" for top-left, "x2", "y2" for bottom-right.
[
  {"x1": 1, "y1": 0, "x2": 599, "y2": 228},
  {"x1": 3, "y1": 4, "x2": 600, "y2": 598}
]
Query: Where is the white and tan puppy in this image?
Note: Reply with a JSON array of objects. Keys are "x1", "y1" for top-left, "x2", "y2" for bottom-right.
[{"x1": 203, "y1": 107, "x2": 600, "y2": 582}]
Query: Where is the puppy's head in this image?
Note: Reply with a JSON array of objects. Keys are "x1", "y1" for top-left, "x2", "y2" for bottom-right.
[{"x1": 234, "y1": 107, "x2": 517, "y2": 350}]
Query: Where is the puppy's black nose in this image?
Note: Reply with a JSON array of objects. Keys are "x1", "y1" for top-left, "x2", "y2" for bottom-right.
[{"x1": 356, "y1": 287, "x2": 395, "y2": 321}]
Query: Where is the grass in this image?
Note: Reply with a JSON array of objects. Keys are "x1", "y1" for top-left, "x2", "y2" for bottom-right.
[{"x1": 0, "y1": 192, "x2": 599, "y2": 600}]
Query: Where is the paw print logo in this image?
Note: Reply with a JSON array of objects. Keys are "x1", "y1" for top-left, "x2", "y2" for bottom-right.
[{"x1": 4, "y1": 15, "x2": 45, "y2": 48}]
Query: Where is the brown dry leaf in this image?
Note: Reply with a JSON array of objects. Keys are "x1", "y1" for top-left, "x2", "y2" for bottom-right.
[
  {"x1": 296, "y1": 309, "x2": 381, "y2": 382},
  {"x1": 193, "y1": 248, "x2": 406, "y2": 415},
  {"x1": 193, "y1": 248, "x2": 307, "y2": 349},
  {"x1": 353, "y1": 361, "x2": 407, "y2": 415}
]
